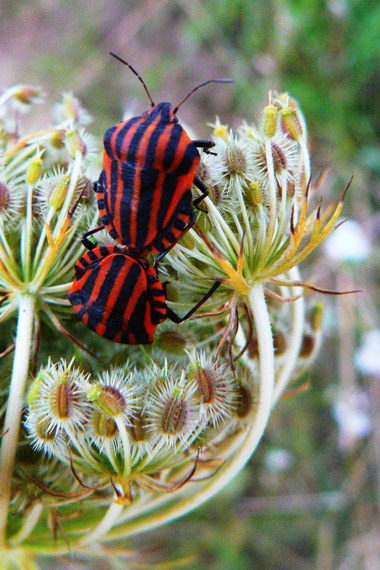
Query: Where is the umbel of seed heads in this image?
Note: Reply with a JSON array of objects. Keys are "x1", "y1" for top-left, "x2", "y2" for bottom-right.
[{"x1": 68, "y1": 53, "x2": 233, "y2": 344}]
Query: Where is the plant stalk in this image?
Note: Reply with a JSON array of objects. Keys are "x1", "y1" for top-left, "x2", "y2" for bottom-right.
[{"x1": 0, "y1": 294, "x2": 35, "y2": 546}]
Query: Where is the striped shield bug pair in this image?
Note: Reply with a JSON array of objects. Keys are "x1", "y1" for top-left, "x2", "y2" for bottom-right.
[{"x1": 68, "y1": 54, "x2": 231, "y2": 344}]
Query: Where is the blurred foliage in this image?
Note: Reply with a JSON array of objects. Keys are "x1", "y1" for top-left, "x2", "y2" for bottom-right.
[{"x1": 0, "y1": 1, "x2": 379, "y2": 568}]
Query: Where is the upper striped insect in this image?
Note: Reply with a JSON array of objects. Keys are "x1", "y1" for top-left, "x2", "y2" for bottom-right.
[{"x1": 95, "y1": 52, "x2": 232, "y2": 259}]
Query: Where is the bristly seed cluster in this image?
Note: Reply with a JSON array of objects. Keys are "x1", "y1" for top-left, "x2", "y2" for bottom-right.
[{"x1": 25, "y1": 356, "x2": 239, "y2": 502}]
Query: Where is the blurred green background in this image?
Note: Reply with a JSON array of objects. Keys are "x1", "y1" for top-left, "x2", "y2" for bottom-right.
[{"x1": 1, "y1": 1, "x2": 379, "y2": 568}]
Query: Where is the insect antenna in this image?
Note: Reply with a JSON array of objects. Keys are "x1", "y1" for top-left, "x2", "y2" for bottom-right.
[
  {"x1": 109, "y1": 52, "x2": 155, "y2": 107},
  {"x1": 174, "y1": 78, "x2": 233, "y2": 114}
]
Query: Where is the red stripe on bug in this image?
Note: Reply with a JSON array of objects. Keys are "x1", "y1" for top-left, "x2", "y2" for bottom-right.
[{"x1": 129, "y1": 113, "x2": 162, "y2": 246}]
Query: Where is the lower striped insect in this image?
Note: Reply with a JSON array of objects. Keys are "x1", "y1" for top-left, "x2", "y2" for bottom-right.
[
  {"x1": 68, "y1": 244, "x2": 220, "y2": 344},
  {"x1": 68, "y1": 245, "x2": 165, "y2": 344}
]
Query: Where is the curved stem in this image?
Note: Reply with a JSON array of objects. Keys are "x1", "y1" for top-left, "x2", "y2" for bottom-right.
[
  {"x1": 103, "y1": 284, "x2": 275, "y2": 540},
  {"x1": 9, "y1": 502, "x2": 44, "y2": 546},
  {"x1": 0, "y1": 294, "x2": 35, "y2": 546},
  {"x1": 115, "y1": 417, "x2": 131, "y2": 478},
  {"x1": 78, "y1": 502, "x2": 124, "y2": 547},
  {"x1": 299, "y1": 138, "x2": 311, "y2": 183},
  {"x1": 272, "y1": 267, "x2": 305, "y2": 405}
]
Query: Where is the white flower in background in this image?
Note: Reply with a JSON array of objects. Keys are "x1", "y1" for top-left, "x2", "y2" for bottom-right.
[
  {"x1": 333, "y1": 391, "x2": 372, "y2": 451},
  {"x1": 264, "y1": 448, "x2": 294, "y2": 473},
  {"x1": 0, "y1": 84, "x2": 45, "y2": 112},
  {"x1": 324, "y1": 219, "x2": 371, "y2": 264},
  {"x1": 355, "y1": 329, "x2": 380, "y2": 376}
]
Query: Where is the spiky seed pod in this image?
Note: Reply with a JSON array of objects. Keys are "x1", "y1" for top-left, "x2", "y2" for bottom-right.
[
  {"x1": 87, "y1": 369, "x2": 137, "y2": 424},
  {"x1": 26, "y1": 359, "x2": 91, "y2": 435},
  {"x1": 189, "y1": 352, "x2": 237, "y2": 426},
  {"x1": 146, "y1": 371, "x2": 200, "y2": 448}
]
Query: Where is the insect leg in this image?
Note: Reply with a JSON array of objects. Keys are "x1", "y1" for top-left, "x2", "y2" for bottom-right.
[
  {"x1": 165, "y1": 281, "x2": 221, "y2": 323},
  {"x1": 192, "y1": 140, "x2": 217, "y2": 157},
  {"x1": 192, "y1": 176, "x2": 210, "y2": 209},
  {"x1": 153, "y1": 209, "x2": 196, "y2": 268},
  {"x1": 192, "y1": 139, "x2": 215, "y2": 151},
  {"x1": 82, "y1": 225, "x2": 105, "y2": 250}
]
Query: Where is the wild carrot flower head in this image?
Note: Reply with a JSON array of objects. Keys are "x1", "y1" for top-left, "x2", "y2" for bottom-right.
[
  {"x1": 0, "y1": 88, "x2": 98, "y2": 339},
  {"x1": 0, "y1": 83, "x2": 348, "y2": 567},
  {"x1": 168, "y1": 92, "x2": 346, "y2": 307}
]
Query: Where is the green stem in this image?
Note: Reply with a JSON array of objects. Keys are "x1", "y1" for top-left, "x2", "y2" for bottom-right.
[
  {"x1": 102, "y1": 284, "x2": 275, "y2": 541},
  {"x1": 54, "y1": 151, "x2": 83, "y2": 235},
  {"x1": 0, "y1": 294, "x2": 35, "y2": 546},
  {"x1": 204, "y1": 196, "x2": 241, "y2": 252},
  {"x1": 233, "y1": 178, "x2": 253, "y2": 253},
  {"x1": 31, "y1": 151, "x2": 83, "y2": 290},
  {"x1": 24, "y1": 184, "x2": 34, "y2": 280},
  {"x1": 33, "y1": 206, "x2": 56, "y2": 273}
]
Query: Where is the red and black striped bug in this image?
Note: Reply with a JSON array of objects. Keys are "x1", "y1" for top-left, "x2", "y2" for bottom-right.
[
  {"x1": 68, "y1": 245, "x2": 165, "y2": 344},
  {"x1": 68, "y1": 243, "x2": 219, "y2": 344},
  {"x1": 93, "y1": 52, "x2": 233, "y2": 261}
]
